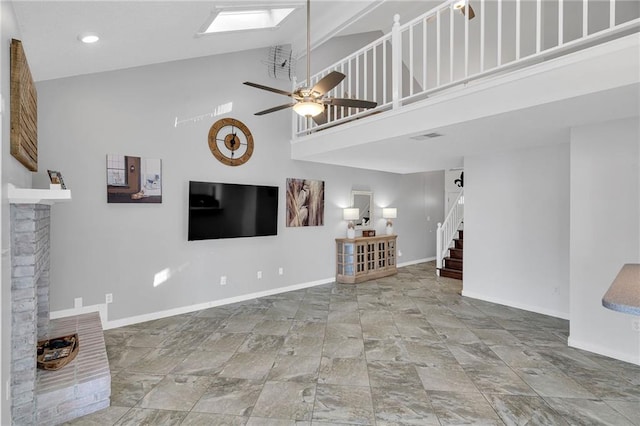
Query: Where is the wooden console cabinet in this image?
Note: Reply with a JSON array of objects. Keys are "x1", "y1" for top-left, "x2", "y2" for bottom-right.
[{"x1": 335, "y1": 235, "x2": 397, "y2": 284}]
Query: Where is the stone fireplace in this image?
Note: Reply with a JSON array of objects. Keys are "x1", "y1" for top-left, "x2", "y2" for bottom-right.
[
  {"x1": 10, "y1": 203, "x2": 51, "y2": 424},
  {"x1": 9, "y1": 190, "x2": 110, "y2": 425}
]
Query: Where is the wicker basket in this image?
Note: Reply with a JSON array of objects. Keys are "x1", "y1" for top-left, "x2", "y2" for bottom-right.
[{"x1": 37, "y1": 334, "x2": 79, "y2": 371}]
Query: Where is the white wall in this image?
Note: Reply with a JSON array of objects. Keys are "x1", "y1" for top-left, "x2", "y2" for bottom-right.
[
  {"x1": 34, "y1": 46, "x2": 441, "y2": 325},
  {"x1": 463, "y1": 143, "x2": 570, "y2": 319},
  {"x1": 569, "y1": 117, "x2": 640, "y2": 365},
  {"x1": 1, "y1": 1, "x2": 33, "y2": 422}
]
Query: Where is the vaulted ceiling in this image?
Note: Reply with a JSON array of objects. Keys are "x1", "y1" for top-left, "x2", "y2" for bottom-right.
[
  {"x1": 10, "y1": 1, "x2": 639, "y2": 174},
  {"x1": 11, "y1": 0, "x2": 438, "y2": 82}
]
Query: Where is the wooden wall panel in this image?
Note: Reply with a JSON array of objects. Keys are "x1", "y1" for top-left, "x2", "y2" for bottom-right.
[{"x1": 10, "y1": 38, "x2": 38, "y2": 171}]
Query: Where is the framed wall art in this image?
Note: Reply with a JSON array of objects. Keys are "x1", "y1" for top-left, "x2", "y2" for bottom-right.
[
  {"x1": 47, "y1": 170, "x2": 67, "y2": 189},
  {"x1": 106, "y1": 154, "x2": 162, "y2": 203},
  {"x1": 10, "y1": 39, "x2": 38, "y2": 171},
  {"x1": 286, "y1": 178, "x2": 324, "y2": 227}
]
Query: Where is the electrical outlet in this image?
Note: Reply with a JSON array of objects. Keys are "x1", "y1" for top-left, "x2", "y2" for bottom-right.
[
  {"x1": 632, "y1": 319, "x2": 640, "y2": 332},
  {"x1": 398, "y1": 250, "x2": 403, "y2": 257},
  {"x1": 278, "y1": 267, "x2": 284, "y2": 275},
  {"x1": 220, "y1": 276, "x2": 227, "y2": 285},
  {"x1": 257, "y1": 271, "x2": 262, "y2": 279},
  {"x1": 105, "y1": 293, "x2": 113, "y2": 304},
  {"x1": 74, "y1": 297, "x2": 83, "y2": 308}
]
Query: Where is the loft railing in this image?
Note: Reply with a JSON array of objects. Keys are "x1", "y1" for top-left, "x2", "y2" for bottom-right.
[
  {"x1": 437, "y1": 189, "x2": 464, "y2": 272},
  {"x1": 294, "y1": 0, "x2": 640, "y2": 136},
  {"x1": 296, "y1": 31, "x2": 395, "y2": 129}
]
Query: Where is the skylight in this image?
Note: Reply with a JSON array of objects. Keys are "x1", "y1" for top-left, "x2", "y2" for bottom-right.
[{"x1": 202, "y1": 8, "x2": 295, "y2": 34}]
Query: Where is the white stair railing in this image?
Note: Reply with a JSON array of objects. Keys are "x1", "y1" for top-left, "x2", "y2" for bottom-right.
[
  {"x1": 437, "y1": 190, "x2": 464, "y2": 272},
  {"x1": 294, "y1": 0, "x2": 640, "y2": 136}
]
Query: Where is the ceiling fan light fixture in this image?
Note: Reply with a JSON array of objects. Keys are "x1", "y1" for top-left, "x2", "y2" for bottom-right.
[
  {"x1": 293, "y1": 101, "x2": 324, "y2": 117},
  {"x1": 244, "y1": 0, "x2": 376, "y2": 119}
]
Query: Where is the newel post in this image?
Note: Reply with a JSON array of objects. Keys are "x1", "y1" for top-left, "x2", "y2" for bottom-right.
[
  {"x1": 436, "y1": 222, "x2": 443, "y2": 272},
  {"x1": 391, "y1": 13, "x2": 402, "y2": 109}
]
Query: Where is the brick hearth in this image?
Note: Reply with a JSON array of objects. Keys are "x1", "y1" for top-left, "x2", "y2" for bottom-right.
[{"x1": 36, "y1": 313, "x2": 110, "y2": 424}]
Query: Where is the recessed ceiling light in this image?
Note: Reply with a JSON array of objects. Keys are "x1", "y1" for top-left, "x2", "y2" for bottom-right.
[
  {"x1": 78, "y1": 33, "x2": 100, "y2": 44},
  {"x1": 199, "y1": 7, "x2": 296, "y2": 35}
]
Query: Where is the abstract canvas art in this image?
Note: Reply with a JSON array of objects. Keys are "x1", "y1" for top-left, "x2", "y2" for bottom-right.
[{"x1": 286, "y1": 178, "x2": 324, "y2": 227}]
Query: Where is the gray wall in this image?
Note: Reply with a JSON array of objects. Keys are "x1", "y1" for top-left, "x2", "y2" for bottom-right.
[
  {"x1": 569, "y1": 117, "x2": 639, "y2": 364},
  {"x1": 423, "y1": 170, "x2": 445, "y2": 244},
  {"x1": 1, "y1": 1, "x2": 33, "y2": 422},
  {"x1": 305, "y1": 31, "x2": 384, "y2": 76},
  {"x1": 34, "y1": 46, "x2": 442, "y2": 323},
  {"x1": 463, "y1": 143, "x2": 571, "y2": 319}
]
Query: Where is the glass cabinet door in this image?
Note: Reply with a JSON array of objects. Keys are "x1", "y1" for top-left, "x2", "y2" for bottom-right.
[
  {"x1": 337, "y1": 242, "x2": 355, "y2": 276},
  {"x1": 387, "y1": 239, "x2": 396, "y2": 267},
  {"x1": 356, "y1": 242, "x2": 367, "y2": 273}
]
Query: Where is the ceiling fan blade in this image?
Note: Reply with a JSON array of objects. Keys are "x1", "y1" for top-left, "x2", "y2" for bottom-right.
[
  {"x1": 311, "y1": 71, "x2": 346, "y2": 96},
  {"x1": 312, "y1": 109, "x2": 328, "y2": 125},
  {"x1": 243, "y1": 81, "x2": 293, "y2": 97},
  {"x1": 461, "y1": 4, "x2": 476, "y2": 20},
  {"x1": 254, "y1": 103, "x2": 296, "y2": 116},
  {"x1": 325, "y1": 98, "x2": 377, "y2": 109}
]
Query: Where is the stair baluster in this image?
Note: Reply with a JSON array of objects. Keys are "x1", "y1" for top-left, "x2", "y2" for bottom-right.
[{"x1": 437, "y1": 189, "x2": 464, "y2": 279}]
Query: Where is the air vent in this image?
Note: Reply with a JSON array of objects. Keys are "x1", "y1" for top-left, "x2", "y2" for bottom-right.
[{"x1": 410, "y1": 132, "x2": 443, "y2": 140}]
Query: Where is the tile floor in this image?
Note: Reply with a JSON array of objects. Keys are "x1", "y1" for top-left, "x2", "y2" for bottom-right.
[{"x1": 67, "y1": 262, "x2": 640, "y2": 425}]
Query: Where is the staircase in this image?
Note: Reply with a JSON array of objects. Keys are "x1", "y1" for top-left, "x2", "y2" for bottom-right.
[
  {"x1": 436, "y1": 189, "x2": 464, "y2": 280},
  {"x1": 439, "y1": 229, "x2": 463, "y2": 280}
]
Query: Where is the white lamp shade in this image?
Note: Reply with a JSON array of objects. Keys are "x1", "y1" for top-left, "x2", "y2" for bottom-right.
[
  {"x1": 343, "y1": 208, "x2": 360, "y2": 221},
  {"x1": 382, "y1": 208, "x2": 397, "y2": 219},
  {"x1": 293, "y1": 101, "x2": 324, "y2": 117},
  {"x1": 453, "y1": 0, "x2": 466, "y2": 9}
]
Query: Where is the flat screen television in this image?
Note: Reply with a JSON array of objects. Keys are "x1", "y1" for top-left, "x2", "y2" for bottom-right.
[{"x1": 188, "y1": 181, "x2": 279, "y2": 241}]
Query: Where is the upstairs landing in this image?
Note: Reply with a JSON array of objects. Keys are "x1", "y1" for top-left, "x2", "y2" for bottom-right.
[{"x1": 291, "y1": 34, "x2": 640, "y2": 174}]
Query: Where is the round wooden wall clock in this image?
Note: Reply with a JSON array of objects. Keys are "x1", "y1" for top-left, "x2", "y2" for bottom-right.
[{"x1": 208, "y1": 118, "x2": 254, "y2": 166}]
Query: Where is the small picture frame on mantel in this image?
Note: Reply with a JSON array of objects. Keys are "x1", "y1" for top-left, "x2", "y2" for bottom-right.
[
  {"x1": 47, "y1": 170, "x2": 67, "y2": 190},
  {"x1": 362, "y1": 229, "x2": 376, "y2": 237}
]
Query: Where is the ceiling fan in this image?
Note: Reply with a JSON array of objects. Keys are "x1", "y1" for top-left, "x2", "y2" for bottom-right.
[{"x1": 243, "y1": 0, "x2": 377, "y2": 125}]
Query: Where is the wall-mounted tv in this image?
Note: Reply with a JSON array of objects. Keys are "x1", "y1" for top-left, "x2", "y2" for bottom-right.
[{"x1": 188, "y1": 181, "x2": 279, "y2": 241}]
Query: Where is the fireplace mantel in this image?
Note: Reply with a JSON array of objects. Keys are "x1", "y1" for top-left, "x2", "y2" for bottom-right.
[{"x1": 8, "y1": 183, "x2": 72, "y2": 205}]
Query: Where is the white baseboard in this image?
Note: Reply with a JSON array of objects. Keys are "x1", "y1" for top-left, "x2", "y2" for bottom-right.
[
  {"x1": 461, "y1": 289, "x2": 570, "y2": 320},
  {"x1": 399, "y1": 257, "x2": 434, "y2": 268},
  {"x1": 105, "y1": 277, "x2": 335, "y2": 330},
  {"x1": 50, "y1": 277, "x2": 335, "y2": 330},
  {"x1": 51, "y1": 259, "x2": 435, "y2": 330},
  {"x1": 568, "y1": 336, "x2": 640, "y2": 366},
  {"x1": 50, "y1": 303, "x2": 108, "y2": 326}
]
